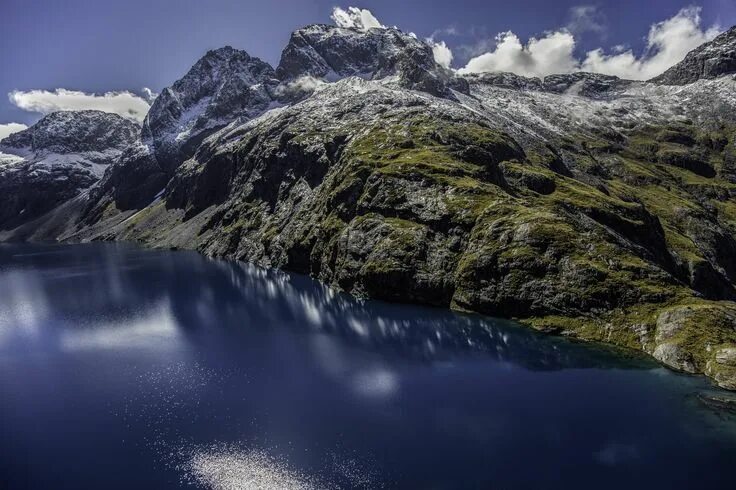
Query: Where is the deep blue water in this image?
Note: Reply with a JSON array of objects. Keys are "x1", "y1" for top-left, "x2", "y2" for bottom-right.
[{"x1": 0, "y1": 243, "x2": 734, "y2": 489}]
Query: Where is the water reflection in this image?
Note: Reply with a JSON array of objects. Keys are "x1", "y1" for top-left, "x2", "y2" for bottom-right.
[
  {"x1": 59, "y1": 299, "x2": 180, "y2": 352},
  {"x1": 0, "y1": 242, "x2": 650, "y2": 372}
]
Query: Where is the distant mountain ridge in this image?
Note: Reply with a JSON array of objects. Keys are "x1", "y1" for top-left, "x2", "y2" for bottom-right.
[
  {"x1": 2, "y1": 21, "x2": 736, "y2": 390},
  {"x1": 0, "y1": 111, "x2": 138, "y2": 228}
]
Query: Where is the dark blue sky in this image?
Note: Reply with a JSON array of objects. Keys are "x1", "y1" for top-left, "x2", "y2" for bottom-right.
[{"x1": 2, "y1": 0, "x2": 735, "y2": 126}]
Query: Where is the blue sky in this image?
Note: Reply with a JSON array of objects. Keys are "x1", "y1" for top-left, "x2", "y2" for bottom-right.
[{"x1": 1, "y1": 0, "x2": 735, "y2": 133}]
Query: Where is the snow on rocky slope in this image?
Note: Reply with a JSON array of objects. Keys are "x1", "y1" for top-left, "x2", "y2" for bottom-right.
[
  {"x1": 0, "y1": 110, "x2": 138, "y2": 228},
  {"x1": 459, "y1": 71, "x2": 736, "y2": 145},
  {"x1": 86, "y1": 46, "x2": 282, "y2": 212},
  {"x1": 276, "y1": 24, "x2": 463, "y2": 97},
  {"x1": 143, "y1": 46, "x2": 278, "y2": 172}
]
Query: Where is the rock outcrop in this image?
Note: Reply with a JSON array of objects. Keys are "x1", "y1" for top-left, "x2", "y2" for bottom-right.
[
  {"x1": 86, "y1": 46, "x2": 279, "y2": 213},
  {"x1": 652, "y1": 26, "x2": 736, "y2": 85}
]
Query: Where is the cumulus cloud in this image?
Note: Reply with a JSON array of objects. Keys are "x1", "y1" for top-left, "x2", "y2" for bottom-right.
[
  {"x1": 8, "y1": 89, "x2": 150, "y2": 122},
  {"x1": 458, "y1": 30, "x2": 578, "y2": 78},
  {"x1": 580, "y1": 6, "x2": 720, "y2": 80},
  {"x1": 457, "y1": 7, "x2": 720, "y2": 80},
  {"x1": 0, "y1": 122, "x2": 28, "y2": 141},
  {"x1": 331, "y1": 6, "x2": 384, "y2": 31},
  {"x1": 431, "y1": 40, "x2": 454, "y2": 69}
]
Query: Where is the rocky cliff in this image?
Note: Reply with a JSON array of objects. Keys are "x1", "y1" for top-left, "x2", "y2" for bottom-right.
[
  {"x1": 2, "y1": 22, "x2": 736, "y2": 390},
  {"x1": 84, "y1": 46, "x2": 281, "y2": 214},
  {"x1": 143, "y1": 45, "x2": 278, "y2": 171},
  {"x1": 652, "y1": 26, "x2": 736, "y2": 85}
]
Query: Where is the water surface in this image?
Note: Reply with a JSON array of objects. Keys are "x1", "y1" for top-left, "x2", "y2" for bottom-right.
[{"x1": 0, "y1": 243, "x2": 734, "y2": 489}]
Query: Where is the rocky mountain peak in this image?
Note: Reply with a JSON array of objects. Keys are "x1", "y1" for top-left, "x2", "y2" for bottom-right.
[
  {"x1": 651, "y1": 25, "x2": 736, "y2": 85},
  {"x1": 276, "y1": 24, "x2": 465, "y2": 96},
  {"x1": 0, "y1": 110, "x2": 138, "y2": 155},
  {"x1": 276, "y1": 24, "x2": 428, "y2": 80},
  {"x1": 142, "y1": 45, "x2": 277, "y2": 171}
]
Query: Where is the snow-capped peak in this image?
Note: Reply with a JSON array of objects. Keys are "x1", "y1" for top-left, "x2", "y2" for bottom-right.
[{"x1": 142, "y1": 46, "x2": 278, "y2": 171}]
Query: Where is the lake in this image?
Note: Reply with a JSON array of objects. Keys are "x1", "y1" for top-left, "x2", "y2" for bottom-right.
[{"x1": 0, "y1": 242, "x2": 734, "y2": 489}]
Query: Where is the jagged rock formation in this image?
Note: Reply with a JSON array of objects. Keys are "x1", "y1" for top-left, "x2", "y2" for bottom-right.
[
  {"x1": 0, "y1": 111, "x2": 138, "y2": 228},
  {"x1": 143, "y1": 46, "x2": 278, "y2": 171},
  {"x1": 87, "y1": 26, "x2": 468, "y2": 215},
  {"x1": 87, "y1": 46, "x2": 280, "y2": 213},
  {"x1": 652, "y1": 26, "x2": 736, "y2": 85},
  {"x1": 276, "y1": 24, "x2": 465, "y2": 96},
  {"x1": 2, "y1": 22, "x2": 736, "y2": 390}
]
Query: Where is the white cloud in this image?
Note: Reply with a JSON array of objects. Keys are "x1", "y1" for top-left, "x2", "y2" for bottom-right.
[
  {"x1": 8, "y1": 89, "x2": 150, "y2": 122},
  {"x1": 430, "y1": 26, "x2": 459, "y2": 39},
  {"x1": 458, "y1": 7, "x2": 721, "y2": 80},
  {"x1": 0, "y1": 122, "x2": 28, "y2": 141},
  {"x1": 274, "y1": 75, "x2": 327, "y2": 97},
  {"x1": 459, "y1": 30, "x2": 578, "y2": 78},
  {"x1": 431, "y1": 40, "x2": 454, "y2": 69},
  {"x1": 581, "y1": 6, "x2": 720, "y2": 80},
  {"x1": 331, "y1": 6, "x2": 384, "y2": 31},
  {"x1": 142, "y1": 87, "x2": 158, "y2": 103},
  {"x1": 567, "y1": 5, "x2": 606, "y2": 35}
]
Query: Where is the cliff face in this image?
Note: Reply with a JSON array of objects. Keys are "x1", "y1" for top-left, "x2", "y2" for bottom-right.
[
  {"x1": 2, "y1": 23, "x2": 736, "y2": 389},
  {"x1": 142, "y1": 46, "x2": 278, "y2": 173}
]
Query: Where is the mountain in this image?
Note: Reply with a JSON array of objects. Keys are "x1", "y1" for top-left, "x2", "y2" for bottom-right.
[
  {"x1": 276, "y1": 24, "x2": 465, "y2": 96},
  {"x1": 85, "y1": 46, "x2": 279, "y2": 213},
  {"x1": 3, "y1": 23, "x2": 736, "y2": 390},
  {"x1": 143, "y1": 46, "x2": 278, "y2": 172},
  {"x1": 652, "y1": 26, "x2": 736, "y2": 85},
  {"x1": 0, "y1": 111, "x2": 138, "y2": 229}
]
